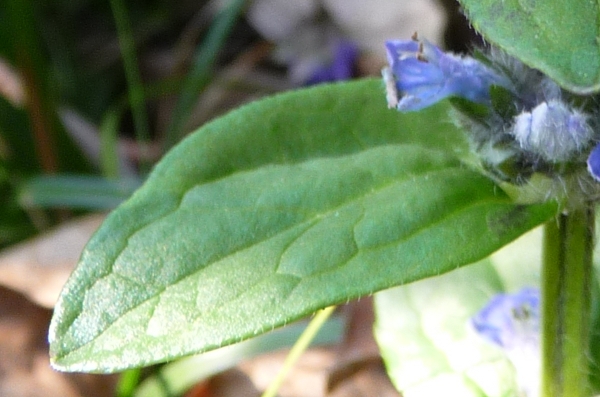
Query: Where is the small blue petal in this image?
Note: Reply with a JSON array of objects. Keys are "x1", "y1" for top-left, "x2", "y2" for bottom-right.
[
  {"x1": 384, "y1": 37, "x2": 511, "y2": 112},
  {"x1": 587, "y1": 143, "x2": 600, "y2": 181},
  {"x1": 471, "y1": 287, "x2": 539, "y2": 349},
  {"x1": 472, "y1": 288, "x2": 540, "y2": 397}
]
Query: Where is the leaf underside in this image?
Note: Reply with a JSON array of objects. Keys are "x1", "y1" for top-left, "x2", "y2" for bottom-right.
[
  {"x1": 49, "y1": 79, "x2": 555, "y2": 372},
  {"x1": 459, "y1": 0, "x2": 600, "y2": 93}
]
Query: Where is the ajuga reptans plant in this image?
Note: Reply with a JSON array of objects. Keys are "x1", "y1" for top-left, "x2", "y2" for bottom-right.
[{"x1": 384, "y1": 34, "x2": 600, "y2": 207}]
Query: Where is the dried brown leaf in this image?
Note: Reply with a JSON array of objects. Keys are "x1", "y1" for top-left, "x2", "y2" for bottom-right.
[{"x1": 0, "y1": 214, "x2": 105, "y2": 308}]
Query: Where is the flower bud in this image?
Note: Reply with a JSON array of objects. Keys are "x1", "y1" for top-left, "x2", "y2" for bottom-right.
[{"x1": 511, "y1": 100, "x2": 593, "y2": 162}]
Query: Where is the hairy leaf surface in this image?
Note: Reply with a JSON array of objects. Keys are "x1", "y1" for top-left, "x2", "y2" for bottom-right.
[
  {"x1": 459, "y1": 0, "x2": 600, "y2": 93},
  {"x1": 49, "y1": 80, "x2": 555, "y2": 372}
]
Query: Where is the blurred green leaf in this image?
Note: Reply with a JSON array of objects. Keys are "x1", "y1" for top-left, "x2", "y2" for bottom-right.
[
  {"x1": 110, "y1": 0, "x2": 150, "y2": 172},
  {"x1": 2, "y1": 0, "x2": 92, "y2": 174},
  {"x1": 133, "y1": 316, "x2": 345, "y2": 397},
  {"x1": 116, "y1": 368, "x2": 141, "y2": 397},
  {"x1": 49, "y1": 80, "x2": 555, "y2": 372},
  {"x1": 19, "y1": 174, "x2": 141, "y2": 210},
  {"x1": 99, "y1": 103, "x2": 125, "y2": 179},
  {"x1": 0, "y1": 178, "x2": 36, "y2": 248},
  {"x1": 0, "y1": 97, "x2": 40, "y2": 173},
  {"x1": 376, "y1": 226, "x2": 600, "y2": 396},
  {"x1": 459, "y1": 0, "x2": 600, "y2": 93},
  {"x1": 374, "y1": 259, "x2": 520, "y2": 397}
]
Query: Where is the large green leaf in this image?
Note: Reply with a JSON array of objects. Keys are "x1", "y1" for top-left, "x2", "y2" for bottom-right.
[
  {"x1": 459, "y1": 0, "x2": 600, "y2": 93},
  {"x1": 49, "y1": 79, "x2": 555, "y2": 372}
]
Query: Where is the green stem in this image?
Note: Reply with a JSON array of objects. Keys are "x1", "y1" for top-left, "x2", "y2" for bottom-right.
[
  {"x1": 164, "y1": 0, "x2": 247, "y2": 150},
  {"x1": 541, "y1": 205, "x2": 594, "y2": 397},
  {"x1": 116, "y1": 368, "x2": 141, "y2": 397},
  {"x1": 99, "y1": 104, "x2": 122, "y2": 179},
  {"x1": 109, "y1": 0, "x2": 151, "y2": 173},
  {"x1": 261, "y1": 306, "x2": 336, "y2": 397}
]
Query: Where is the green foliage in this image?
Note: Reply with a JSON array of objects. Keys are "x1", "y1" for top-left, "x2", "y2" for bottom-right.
[
  {"x1": 133, "y1": 316, "x2": 345, "y2": 397},
  {"x1": 375, "y1": 260, "x2": 519, "y2": 397},
  {"x1": 0, "y1": 97, "x2": 40, "y2": 173},
  {"x1": 458, "y1": 0, "x2": 600, "y2": 93},
  {"x1": 49, "y1": 79, "x2": 556, "y2": 372},
  {"x1": 375, "y1": 228, "x2": 543, "y2": 397},
  {"x1": 164, "y1": 0, "x2": 248, "y2": 149},
  {"x1": 18, "y1": 175, "x2": 141, "y2": 210}
]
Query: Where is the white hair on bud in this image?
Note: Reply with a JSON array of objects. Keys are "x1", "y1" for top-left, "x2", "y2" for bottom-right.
[{"x1": 511, "y1": 100, "x2": 593, "y2": 162}]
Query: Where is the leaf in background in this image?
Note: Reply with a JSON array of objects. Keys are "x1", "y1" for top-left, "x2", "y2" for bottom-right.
[
  {"x1": 164, "y1": 0, "x2": 248, "y2": 149},
  {"x1": 2, "y1": 0, "x2": 92, "y2": 174},
  {"x1": 374, "y1": 258, "x2": 521, "y2": 397},
  {"x1": 18, "y1": 175, "x2": 141, "y2": 210},
  {"x1": 133, "y1": 316, "x2": 345, "y2": 397},
  {"x1": 375, "y1": 226, "x2": 600, "y2": 396},
  {"x1": 458, "y1": 0, "x2": 600, "y2": 93},
  {"x1": 49, "y1": 79, "x2": 556, "y2": 372},
  {"x1": 590, "y1": 218, "x2": 600, "y2": 392},
  {"x1": 0, "y1": 96, "x2": 39, "y2": 173}
]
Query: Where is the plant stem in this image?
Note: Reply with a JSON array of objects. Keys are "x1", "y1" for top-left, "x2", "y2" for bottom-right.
[
  {"x1": 541, "y1": 205, "x2": 594, "y2": 397},
  {"x1": 164, "y1": 0, "x2": 247, "y2": 150},
  {"x1": 261, "y1": 306, "x2": 336, "y2": 397},
  {"x1": 115, "y1": 368, "x2": 141, "y2": 397},
  {"x1": 7, "y1": 0, "x2": 58, "y2": 173}
]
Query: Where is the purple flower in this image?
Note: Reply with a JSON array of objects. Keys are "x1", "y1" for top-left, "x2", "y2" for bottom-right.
[
  {"x1": 472, "y1": 288, "x2": 540, "y2": 397},
  {"x1": 511, "y1": 100, "x2": 593, "y2": 162},
  {"x1": 384, "y1": 36, "x2": 511, "y2": 111},
  {"x1": 305, "y1": 40, "x2": 358, "y2": 86}
]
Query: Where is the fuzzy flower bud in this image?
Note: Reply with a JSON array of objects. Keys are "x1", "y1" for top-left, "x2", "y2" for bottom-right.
[
  {"x1": 383, "y1": 35, "x2": 511, "y2": 111},
  {"x1": 511, "y1": 100, "x2": 593, "y2": 162},
  {"x1": 472, "y1": 288, "x2": 540, "y2": 397}
]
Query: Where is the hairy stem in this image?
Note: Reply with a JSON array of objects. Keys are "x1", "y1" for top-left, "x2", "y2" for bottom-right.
[{"x1": 541, "y1": 205, "x2": 594, "y2": 397}]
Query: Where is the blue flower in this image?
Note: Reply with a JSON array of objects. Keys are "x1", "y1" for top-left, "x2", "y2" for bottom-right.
[
  {"x1": 511, "y1": 100, "x2": 593, "y2": 162},
  {"x1": 472, "y1": 288, "x2": 540, "y2": 397},
  {"x1": 384, "y1": 36, "x2": 511, "y2": 111},
  {"x1": 472, "y1": 287, "x2": 539, "y2": 348},
  {"x1": 587, "y1": 143, "x2": 600, "y2": 181}
]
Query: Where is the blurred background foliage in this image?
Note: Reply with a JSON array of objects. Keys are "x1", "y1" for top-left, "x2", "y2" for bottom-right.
[
  {"x1": 0, "y1": 0, "x2": 474, "y2": 249},
  {"x1": 1, "y1": 0, "x2": 260, "y2": 247}
]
